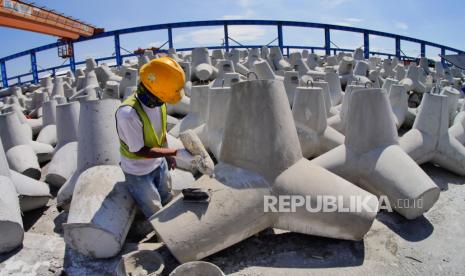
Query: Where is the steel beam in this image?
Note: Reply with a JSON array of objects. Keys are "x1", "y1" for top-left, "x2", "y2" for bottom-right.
[
  {"x1": 1, "y1": 60, "x2": 7, "y2": 88},
  {"x1": 395, "y1": 37, "x2": 401, "y2": 58},
  {"x1": 168, "y1": 27, "x2": 173, "y2": 49},
  {"x1": 363, "y1": 32, "x2": 369, "y2": 59},
  {"x1": 224, "y1": 24, "x2": 229, "y2": 52},
  {"x1": 441, "y1": 48, "x2": 446, "y2": 65},
  {"x1": 114, "y1": 33, "x2": 122, "y2": 66},
  {"x1": 421, "y1": 43, "x2": 426, "y2": 57},
  {"x1": 324, "y1": 27, "x2": 331, "y2": 56},
  {"x1": 277, "y1": 23, "x2": 284, "y2": 52},
  {"x1": 69, "y1": 42, "x2": 76, "y2": 72},
  {"x1": 30, "y1": 51, "x2": 38, "y2": 84}
]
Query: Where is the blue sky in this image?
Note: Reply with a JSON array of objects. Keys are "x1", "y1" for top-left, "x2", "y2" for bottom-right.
[{"x1": 1, "y1": 0, "x2": 464, "y2": 83}]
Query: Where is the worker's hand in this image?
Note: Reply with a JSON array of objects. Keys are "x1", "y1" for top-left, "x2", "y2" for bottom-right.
[
  {"x1": 136, "y1": 147, "x2": 178, "y2": 158},
  {"x1": 166, "y1": 156, "x2": 177, "y2": 170},
  {"x1": 157, "y1": 148, "x2": 178, "y2": 156}
]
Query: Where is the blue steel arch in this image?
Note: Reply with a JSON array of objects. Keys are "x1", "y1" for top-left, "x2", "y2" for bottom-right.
[{"x1": 1, "y1": 19, "x2": 464, "y2": 88}]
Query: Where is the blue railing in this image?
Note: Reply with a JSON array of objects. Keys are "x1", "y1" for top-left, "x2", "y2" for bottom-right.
[{"x1": 1, "y1": 19, "x2": 464, "y2": 88}]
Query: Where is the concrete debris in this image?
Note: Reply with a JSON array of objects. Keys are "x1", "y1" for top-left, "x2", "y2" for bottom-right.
[
  {"x1": 115, "y1": 249, "x2": 165, "y2": 276},
  {"x1": 179, "y1": 129, "x2": 214, "y2": 176}
]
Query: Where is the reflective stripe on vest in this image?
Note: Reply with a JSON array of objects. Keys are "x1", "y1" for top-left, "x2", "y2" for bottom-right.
[{"x1": 117, "y1": 94, "x2": 167, "y2": 159}]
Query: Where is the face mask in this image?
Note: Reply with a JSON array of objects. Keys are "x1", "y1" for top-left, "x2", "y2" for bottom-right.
[{"x1": 137, "y1": 85, "x2": 163, "y2": 108}]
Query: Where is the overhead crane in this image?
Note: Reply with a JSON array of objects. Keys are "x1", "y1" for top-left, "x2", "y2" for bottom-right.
[{"x1": 0, "y1": 0, "x2": 103, "y2": 58}]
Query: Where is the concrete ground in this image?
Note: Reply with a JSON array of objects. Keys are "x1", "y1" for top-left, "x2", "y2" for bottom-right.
[{"x1": 0, "y1": 163, "x2": 464, "y2": 276}]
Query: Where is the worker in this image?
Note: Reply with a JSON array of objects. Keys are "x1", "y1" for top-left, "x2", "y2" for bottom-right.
[{"x1": 115, "y1": 57, "x2": 185, "y2": 219}]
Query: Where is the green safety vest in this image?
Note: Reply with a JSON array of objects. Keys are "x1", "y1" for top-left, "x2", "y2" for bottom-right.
[{"x1": 117, "y1": 94, "x2": 167, "y2": 159}]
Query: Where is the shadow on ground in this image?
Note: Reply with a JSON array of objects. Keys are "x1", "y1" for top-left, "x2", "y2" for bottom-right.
[
  {"x1": 376, "y1": 211, "x2": 434, "y2": 242},
  {"x1": 202, "y1": 229, "x2": 365, "y2": 275},
  {"x1": 421, "y1": 162, "x2": 465, "y2": 191}
]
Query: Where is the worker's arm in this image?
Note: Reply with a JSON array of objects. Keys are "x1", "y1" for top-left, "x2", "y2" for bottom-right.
[{"x1": 134, "y1": 146, "x2": 177, "y2": 159}]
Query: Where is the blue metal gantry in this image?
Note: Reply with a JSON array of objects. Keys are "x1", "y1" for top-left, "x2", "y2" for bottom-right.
[{"x1": 1, "y1": 19, "x2": 464, "y2": 88}]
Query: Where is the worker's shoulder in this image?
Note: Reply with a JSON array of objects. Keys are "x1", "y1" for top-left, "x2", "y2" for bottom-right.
[{"x1": 116, "y1": 105, "x2": 138, "y2": 119}]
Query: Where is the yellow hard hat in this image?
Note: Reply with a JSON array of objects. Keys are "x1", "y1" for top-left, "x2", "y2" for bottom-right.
[{"x1": 139, "y1": 57, "x2": 186, "y2": 104}]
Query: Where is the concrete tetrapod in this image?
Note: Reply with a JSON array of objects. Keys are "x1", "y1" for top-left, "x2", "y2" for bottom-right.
[
  {"x1": 0, "y1": 175, "x2": 24, "y2": 254},
  {"x1": 226, "y1": 49, "x2": 250, "y2": 76},
  {"x1": 45, "y1": 102, "x2": 80, "y2": 187},
  {"x1": 169, "y1": 85, "x2": 209, "y2": 138},
  {"x1": 36, "y1": 100, "x2": 58, "y2": 146},
  {"x1": 399, "y1": 63, "x2": 426, "y2": 93},
  {"x1": 151, "y1": 80, "x2": 379, "y2": 263},
  {"x1": 6, "y1": 145, "x2": 41, "y2": 180},
  {"x1": 102, "y1": 81, "x2": 120, "y2": 99},
  {"x1": 450, "y1": 102, "x2": 465, "y2": 144},
  {"x1": 119, "y1": 66, "x2": 139, "y2": 98},
  {"x1": 400, "y1": 93, "x2": 465, "y2": 176},
  {"x1": 7, "y1": 97, "x2": 43, "y2": 135},
  {"x1": 325, "y1": 71, "x2": 344, "y2": 106},
  {"x1": 283, "y1": 71, "x2": 299, "y2": 106},
  {"x1": 269, "y1": 46, "x2": 292, "y2": 71},
  {"x1": 388, "y1": 84, "x2": 409, "y2": 129},
  {"x1": 312, "y1": 88, "x2": 440, "y2": 219},
  {"x1": 440, "y1": 86, "x2": 461, "y2": 126},
  {"x1": 167, "y1": 95, "x2": 190, "y2": 116},
  {"x1": 51, "y1": 77, "x2": 65, "y2": 97},
  {"x1": 0, "y1": 138, "x2": 10, "y2": 177},
  {"x1": 394, "y1": 64, "x2": 406, "y2": 81},
  {"x1": 197, "y1": 86, "x2": 231, "y2": 160},
  {"x1": 10, "y1": 170, "x2": 51, "y2": 212},
  {"x1": 292, "y1": 86, "x2": 344, "y2": 159},
  {"x1": 338, "y1": 56, "x2": 356, "y2": 86},
  {"x1": 57, "y1": 99, "x2": 121, "y2": 209},
  {"x1": 29, "y1": 90, "x2": 49, "y2": 118},
  {"x1": 191, "y1": 48, "x2": 218, "y2": 81},
  {"x1": 46, "y1": 142, "x2": 78, "y2": 188},
  {"x1": 95, "y1": 64, "x2": 122, "y2": 87},
  {"x1": 245, "y1": 48, "x2": 262, "y2": 69},
  {"x1": 54, "y1": 101, "x2": 80, "y2": 151},
  {"x1": 289, "y1": 52, "x2": 310, "y2": 76},
  {"x1": 64, "y1": 165, "x2": 136, "y2": 258},
  {"x1": 0, "y1": 112, "x2": 42, "y2": 179},
  {"x1": 327, "y1": 84, "x2": 364, "y2": 134},
  {"x1": 311, "y1": 80, "x2": 334, "y2": 117},
  {"x1": 306, "y1": 53, "x2": 319, "y2": 69},
  {"x1": 0, "y1": 111, "x2": 31, "y2": 151},
  {"x1": 254, "y1": 60, "x2": 284, "y2": 81},
  {"x1": 210, "y1": 60, "x2": 235, "y2": 88}
]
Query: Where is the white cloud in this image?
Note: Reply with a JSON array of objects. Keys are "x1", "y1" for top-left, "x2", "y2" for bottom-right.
[
  {"x1": 320, "y1": 0, "x2": 351, "y2": 8},
  {"x1": 345, "y1": 17, "x2": 363, "y2": 23},
  {"x1": 174, "y1": 26, "x2": 268, "y2": 46},
  {"x1": 395, "y1": 21, "x2": 408, "y2": 30},
  {"x1": 333, "y1": 21, "x2": 353, "y2": 27},
  {"x1": 229, "y1": 26, "x2": 268, "y2": 42},
  {"x1": 221, "y1": 9, "x2": 255, "y2": 20},
  {"x1": 238, "y1": 0, "x2": 253, "y2": 7},
  {"x1": 327, "y1": 17, "x2": 363, "y2": 27}
]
